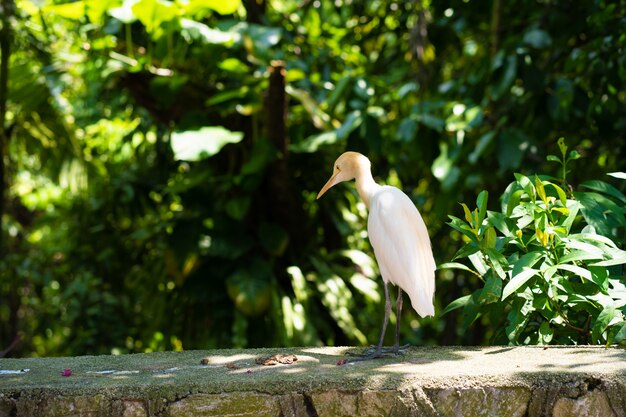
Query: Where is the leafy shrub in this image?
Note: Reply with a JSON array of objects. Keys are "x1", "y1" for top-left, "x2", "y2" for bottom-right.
[{"x1": 443, "y1": 140, "x2": 626, "y2": 345}]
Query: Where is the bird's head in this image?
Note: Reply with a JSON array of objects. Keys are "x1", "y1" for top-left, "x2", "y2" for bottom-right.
[{"x1": 316, "y1": 151, "x2": 371, "y2": 199}]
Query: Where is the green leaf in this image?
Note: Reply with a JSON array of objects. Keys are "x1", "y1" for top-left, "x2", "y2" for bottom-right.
[
  {"x1": 535, "y1": 176, "x2": 547, "y2": 204},
  {"x1": 218, "y1": 58, "x2": 249, "y2": 73},
  {"x1": 448, "y1": 215, "x2": 479, "y2": 242},
  {"x1": 290, "y1": 111, "x2": 362, "y2": 153},
  {"x1": 551, "y1": 207, "x2": 570, "y2": 216},
  {"x1": 559, "y1": 250, "x2": 604, "y2": 264},
  {"x1": 580, "y1": 180, "x2": 626, "y2": 204},
  {"x1": 132, "y1": 0, "x2": 178, "y2": 38},
  {"x1": 523, "y1": 28, "x2": 552, "y2": 49},
  {"x1": 86, "y1": 0, "x2": 120, "y2": 23},
  {"x1": 547, "y1": 183, "x2": 568, "y2": 207},
  {"x1": 591, "y1": 254, "x2": 626, "y2": 267},
  {"x1": 506, "y1": 189, "x2": 524, "y2": 217},
  {"x1": 341, "y1": 250, "x2": 377, "y2": 278},
  {"x1": 286, "y1": 86, "x2": 330, "y2": 129},
  {"x1": 398, "y1": 82, "x2": 418, "y2": 99},
  {"x1": 488, "y1": 211, "x2": 515, "y2": 237},
  {"x1": 505, "y1": 298, "x2": 532, "y2": 342},
  {"x1": 502, "y1": 268, "x2": 538, "y2": 300},
  {"x1": 468, "y1": 132, "x2": 496, "y2": 164},
  {"x1": 349, "y1": 274, "x2": 380, "y2": 302},
  {"x1": 285, "y1": 69, "x2": 306, "y2": 83},
  {"x1": 44, "y1": 1, "x2": 86, "y2": 19},
  {"x1": 614, "y1": 323, "x2": 626, "y2": 343},
  {"x1": 181, "y1": 19, "x2": 240, "y2": 44},
  {"x1": 532, "y1": 293, "x2": 549, "y2": 312},
  {"x1": 568, "y1": 149, "x2": 581, "y2": 160},
  {"x1": 246, "y1": 24, "x2": 282, "y2": 51},
  {"x1": 514, "y1": 173, "x2": 535, "y2": 201},
  {"x1": 592, "y1": 306, "x2": 617, "y2": 344},
  {"x1": 416, "y1": 113, "x2": 445, "y2": 132},
  {"x1": 441, "y1": 294, "x2": 471, "y2": 315},
  {"x1": 438, "y1": 262, "x2": 478, "y2": 274},
  {"x1": 481, "y1": 273, "x2": 502, "y2": 304},
  {"x1": 171, "y1": 127, "x2": 244, "y2": 161},
  {"x1": 542, "y1": 265, "x2": 558, "y2": 282},
  {"x1": 287, "y1": 266, "x2": 309, "y2": 303},
  {"x1": 556, "y1": 264, "x2": 592, "y2": 282},
  {"x1": 512, "y1": 251, "x2": 543, "y2": 275},
  {"x1": 567, "y1": 236, "x2": 609, "y2": 254},
  {"x1": 561, "y1": 200, "x2": 581, "y2": 231},
  {"x1": 109, "y1": 0, "x2": 137, "y2": 23},
  {"x1": 452, "y1": 242, "x2": 480, "y2": 261},
  {"x1": 184, "y1": 0, "x2": 241, "y2": 15},
  {"x1": 538, "y1": 321, "x2": 553, "y2": 344},
  {"x1": 397, "y1": 117, "x2": 417, "y2": 143},
  {"x1": 335, "y1": 111, "x2": 363, "y2": 140},
  {"x1": 225, "y1": 197, "x2": 250, "y2": 220},
  {"x1": 491, "y1": 54, "x2": 517, "y2": 100},
  {"x1": 476, "y1": 190, "x2": 488, "y2": 225},
  {"x1": 461, "y1": 203, "x2": 474, "y2": 226},
  {"x1": 482, "y1": 226, "x2": 497, "y2": 249},
  {"x1": 468, "y1": 252, "x2": 488, "y2": 276},
  {"x1": 326, "y1": 76, "x2": 352, "y2": 113},
  {"x1": 485, "y1": 248, "x2": 508, "y2": 279},
  {"x1": 557, "y1": 137, "x2": 568, "y2": 157},
  {"x1": 290, "y1": 131, "x2": 336, "y2": 154},
  {"x1": 546, "y1": 155, "x2": 560, "y2": 162},
  {"x1": 608, "y1": 172, "x2": 626, "y2": 180},
  {"x1": 574, "y1": 231, "x2": 619, "y2": 248},
  {"x1": 205, "y1": 86, "x2": 249, "y2": 106},
  {"x1": 461, "y1": 290, "x2": 483, "y2": 328},
  {"x1": 432, "y1": 142, "x2": 461, "y2": 191},
  {"x1": 589, "y1": 266, "x2": 609, "y2": 292}
]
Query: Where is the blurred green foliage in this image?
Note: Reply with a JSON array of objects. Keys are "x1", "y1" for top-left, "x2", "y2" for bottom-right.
[{"x1": 0, "y1": 0, "x2": 624, "y2": 356}]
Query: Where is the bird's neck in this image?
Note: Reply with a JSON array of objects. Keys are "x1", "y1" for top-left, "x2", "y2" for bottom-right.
[{"x1": 355, "y1": 169, "x2": 380, "y2": 208}]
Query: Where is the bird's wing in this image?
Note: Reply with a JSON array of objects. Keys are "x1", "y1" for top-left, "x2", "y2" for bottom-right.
[{"x1": 368, "y1": 186, "x2": 436, "y2": 317}]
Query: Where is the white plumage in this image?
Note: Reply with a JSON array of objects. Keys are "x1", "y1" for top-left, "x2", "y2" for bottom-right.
[
  {"x1": 368, "y1": 186, "x2": 436, "y2": 317},
  {"x1": 317, "y1": 151, "x2": 436, "y2": 358}
]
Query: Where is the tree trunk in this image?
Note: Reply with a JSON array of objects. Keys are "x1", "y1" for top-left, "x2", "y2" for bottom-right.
[
  {"x1": 0, "y1": 0, "x2": 14, "y2": 255},
  {"x1": 264, "y1": 61, "x2": 304, "y2": 252},
  {"x1": 490, "y1": 0, "x2": 501, "y2": 57},
  {"x1": 0, "y1": 0, "x2": 15, "y2": 356},
  {"x1": 244, "y1": 0, "x2": 265, "y2": 24}
]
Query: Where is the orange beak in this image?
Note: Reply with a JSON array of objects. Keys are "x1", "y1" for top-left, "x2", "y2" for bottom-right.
[{"x1": 316, "y1": 172, "x2": 340, "y2": 199}]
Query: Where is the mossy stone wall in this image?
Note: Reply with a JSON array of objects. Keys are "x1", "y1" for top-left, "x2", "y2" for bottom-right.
[{"x1": 1, "y1": 346, "x2": 625, "y2": 416}]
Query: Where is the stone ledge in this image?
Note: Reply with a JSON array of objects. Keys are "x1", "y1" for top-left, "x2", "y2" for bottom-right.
[{"x1": 1, "y1": 346, "x2": 625, "y2": 416}]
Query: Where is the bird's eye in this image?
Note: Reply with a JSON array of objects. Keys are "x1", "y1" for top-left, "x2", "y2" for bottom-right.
[{"x1": 335, "y1": 165, "x2": 340, "y2": 171}]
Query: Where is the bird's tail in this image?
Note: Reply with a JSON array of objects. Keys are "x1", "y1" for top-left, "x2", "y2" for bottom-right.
[
  {"x1": 408, "y1": 253, "x2": 436, "y2": 317},
  {"x1": 409, "y1": 288, "x2": 435, "y2": 317}
]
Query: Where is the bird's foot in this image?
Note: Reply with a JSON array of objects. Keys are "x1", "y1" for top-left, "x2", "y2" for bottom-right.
[
  {"x1": 381, "y1": 343, "x2": 410, "y2": 355},
  {"x1": 345, "y1": 344, "x2": 410, "y2": 362},
  {"x1": 360, "y1": 343, "x2": 410, "y2": 355}
]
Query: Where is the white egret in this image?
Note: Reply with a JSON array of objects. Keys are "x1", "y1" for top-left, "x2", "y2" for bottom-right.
[{"x1": 317, "y1": 151, "x2": 436, "y2": 359}]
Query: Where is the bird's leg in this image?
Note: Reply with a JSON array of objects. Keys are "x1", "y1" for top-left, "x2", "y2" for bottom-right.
[
  {"x1": 347, "y1": 281, "x2": 391, "y2": 360},
  {"x1": 391, "y1": 288, "x2": 409, "y2": 354},
  {"x1": 375, "y1": 280, "x2": 392, "y2": 353},
  {"x1": 394, "y1": 287, "x2": 403, "y2": 352},
  {"x1": 360, "y1": 287, "x2": 409, "y2": 356},
  {"x1": 365, "y1": 288, "x2": 409, "y2": 356},
  {"x1": 345, "y1": 283, "x2": 409, "y2": 361}
]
